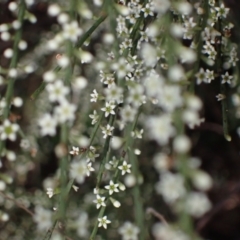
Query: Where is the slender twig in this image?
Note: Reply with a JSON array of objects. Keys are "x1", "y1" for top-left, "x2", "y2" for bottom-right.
[
  {"x1": 146, "y1": 207, "x2": 168, "y2": 226},
  {"x1": 215, "y1": 0, "x2": 231, "y2": 142},
  {"x1": 0, "y1": 191, "x2": 34, "y2": 217},
  {"x1": 42, "y1": 220, "x2": 57, "y2": 240},
  {"x1": 76, "y1": 13, "x2": 108, "y2": 49}
]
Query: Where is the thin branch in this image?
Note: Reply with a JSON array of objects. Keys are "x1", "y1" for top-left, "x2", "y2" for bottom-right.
[
  {"x1": 0, "y1": 191, "x2": 34, "y2": 217},
  {"x1": 146, "y1": 207, "x2": 168, "y2": 226}
]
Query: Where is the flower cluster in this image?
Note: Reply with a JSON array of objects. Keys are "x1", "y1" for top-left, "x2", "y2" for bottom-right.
[{"x1": 0, "y1": 0, "x2": 239, "y2": 239}]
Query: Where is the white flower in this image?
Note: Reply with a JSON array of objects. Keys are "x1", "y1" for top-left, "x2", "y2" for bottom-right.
[
  {"x1": 152, "y1": 0, "x2": 170, "y2": 14},
  {"x1": 69, "y1": 146, "x2": 79, "y2": 156},
  {"x1": 38, "y1": 113, "x2": 57, "y2": 136},
  {"x1": 118, "y1": 221, "x2": 140, "y2": 240},
  {"x1": 98, "y1": 216, "x2": 111, "y2": 229},
  {"x1": 89, "y1": 110, "x2": 99, "y2": 125},
  {"x1": 76, "y1": 212, "x2": 89, "y2": 237},
  {"x1": 46, "y1": 80, "x2": 69, "y2": 103},
  {"x1": 111, "y1": 58, "x2": 133, "y2": 79},
  {"x1": 182, "y1": 110, "x2": 199, "y2": 126},
  {"x1": 144, "y1": 71, "x2": 165, "y2": 97},
  {"x1": 205, "y1": 69, "x2": 215, "y2": 83},
  {"x1": 146, "y1": 114, "x2": 175, "y2": 145},
  {"x1": 108, "y1": 156, "x2": 119, "y2": 169},
  {"x1": 48, "y1": 4, "x2": 61, "y2": 17},
  {"x1": 8, "y1": 68, "x2": 17, "y2": 78},
  {"x1": 127, "y1": 84, "x2": 146, "y2": 107},
  {"x1": 57, "y1": 55, "x2": 70, "y2": 68},
  {"x1": 73, "y1": 76, "x2": 88, "y2": 90},
  {"x1": 57, "y1": 13, "x2": 69, "y2": 25},
  {"x1": 8, "y1": 2, "x2": 18, "y2": 12},
  {"x1": 46, "y1": 188, "x2": 54, "y2": 198},
  {"x1": 153, "y1": 153, "x2": 170, "y2": 173},
  {"x1": 141, "y1": 3, "x2": 154, "y2": 17},
  {"x1": 93, "y1": 195, "x2": 106, "y2": 209},
  {"x1": 124, "y1": 174, "x2": 136, "y2": 187},
  {"x1": 4, "y1": 48, "x2": 13, "y2": 58},
  {"x1": 86, "y1": 146, "x2": 100, "y2": 162},
  {"x1": 0, "y1": 119, "x2": 19, "y2": 141},
  {"x1": 101, "y1": 124, "x2": 114, "y2": 138},
  {"x1": 70, "y1": 160, "x2": 88, "y2": 184},
  {"x1": 110, "y1": 136, "x2": 123, "y2": 149},
  {"x1": 155, "y1": 172, "x2": 186, "y2": 204},
  {"x1": 176, "y1": 1, "x2": 192, "y2": 15},
  {"x1": 12, "y1": 97, "x2": 23, "y2": 107},
  {"x1": 215, "y1": 3, "x2": 229, "y2": 18},
  {"x1": 62, "y1": 21, "x2": 83, "y2": 42},
  {"x1": 141, "y1": 43, "x2": 158, "y2": 67},
  {"x1": 173, "y1": 135, "x2": 191, "y2": 153},
  {"x1": 170, "y1": 23, "x2": 184, "y2": 38},
  {"x1": 131, "y1": 129, "x2": 144, "y2": 139},
  {"x1": 120, "y1": 105, "x2": 137, "y2": 122},
  {"x1": 186, "y1": 95, "x2": 202, "y2": 111},
  {"x1": 158, "y1": 85, "x2": 183, "y2": 112},
  {"x1": 86, "y1": 162, "x2": 95, "y2": 176},
  {"x1": 168, "y1": 65, "x2": 184, "y2": 82},
  {"x1": 185, "y1": 192, "x2": 211, "y2": 217},
  {"x1": 79, "y1": 50, "x2": 93, "y2": 63},
  {"x1": 110, "y1": 197, "x2": 121, "y2": 208},
  {"x1": 192, "y1": 170, "x2": 213, "y2": 191},
  {"x1": 101, "y1": 101, "x2": 116, "y2": 117},
  {"x1": 104, "y1": 85, "x2": 123, "y2": 103},
  {"x1": 118, "y1": 161, "x2": 131, "y2": 175},
  {"x1": 34, "y1": 206, "x2": 53, "y2": 231},
  {"x1": 105, "y1": 180, "x2": 119, "y2": 195},
  {"x1": 195, "y1": 68, "x2": 207, "y2": 84},
  {"x1": 54, "y1": 101, "x2": 77, "y2": 123},
  {"x1": 216, "y1": 93, "x2": 225, "y2": 101},
  {"x1": 90, "y1": 89, "x2": 99, "y2": 102},
  {"x1": 221, "y1": 72, "x2": 233, "y2": 84}
]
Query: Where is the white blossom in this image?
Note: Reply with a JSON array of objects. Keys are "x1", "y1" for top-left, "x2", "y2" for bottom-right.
[{"x1": 98, "y1": 216, "x2": 111, "y2": 229}]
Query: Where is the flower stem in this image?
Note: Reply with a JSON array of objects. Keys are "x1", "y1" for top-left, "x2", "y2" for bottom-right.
[{"x1": 0, "y1": 0, "x2": 26, "y2": 155}]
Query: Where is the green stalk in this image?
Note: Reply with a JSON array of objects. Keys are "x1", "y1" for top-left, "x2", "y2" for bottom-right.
[
  {"x1": 96, "y1": 115, "x2": 115, "y2": 187},
  {"x1": 0, "y1": 0, "x2": 26, "y2": 155},
  {"x1": 215, "y1": 0, "x2": 231, "y2": 141},
  {"x1": 129, "y1": 150, "x2": 145, "y2": 240},
  {"x1": 188, "y1": 0, "x2": 209, "y2": 93},
  {"x1": 76, "y1": 13, "x2": 108, "y2": 49},
  {"x1": 89, "y1": 204, "x2": 107, "y2": 240},
  {"x1": 124, "y1": 107, "x2": 145, "y2": 239},
  {"x1": 58, "y1": 0, "x2": 77, "y2": 227},
  {"x1": 89, "y1": 112, "x2": 104, "y2": 146}
]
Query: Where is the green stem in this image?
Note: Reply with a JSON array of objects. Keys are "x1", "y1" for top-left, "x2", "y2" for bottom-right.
[
  {"x1": 58, "y1": 0, "x2": 77, "y2": 226},
  {"x1": 215, "y1": 0, "x2": 231, "y2": 141},
  {"x1": 3, "y1": 0, "x2": 26, "y2": 119},
  {"x1": 89, "y1": 204, "x2": 107, "y2": 240},
  {"x1": 124, "y1": 107, "x2": 145, "y2": 239},
  {"x1": 96, "y1": 115, "x2": 115, "y2": 187},
  {"x1": 0, "y1": 0, "x2": 26, "y2": 155},
  {"x1": 76, "y1": 13, "x2": 108, "y2": 49},
  {"x1": 30, "y1": 66, "x2": 61, "y2": 100},
  {"x1": 89, "y1": 112, "x2": 104, "y2": 147},
  {"x1": 42, "y1": 220, "x2": 58, "y2": 240},
  {"x1": 128, "y1": 150, "x2": 145, "y2": 240},
  {"x1": 58, "y1": 124, "x2": 69, "y2": 222},
  {"x1": 188, "y1": 0, "x2": 209, "y2": 93}
]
